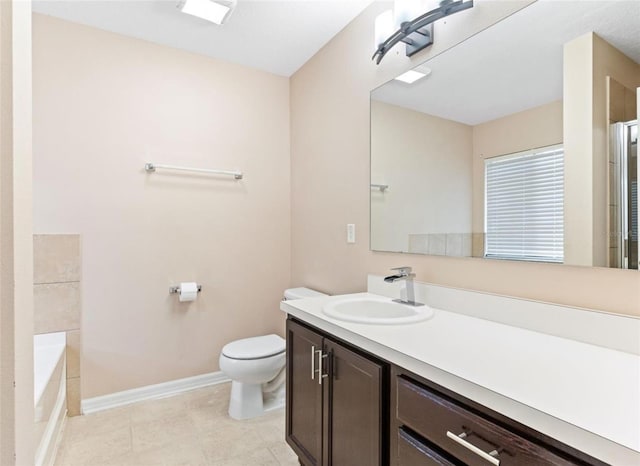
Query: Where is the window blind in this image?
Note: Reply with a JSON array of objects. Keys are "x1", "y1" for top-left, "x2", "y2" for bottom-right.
[{"x1": 485, "y1": 145, "x2": 564, "y2": 263}]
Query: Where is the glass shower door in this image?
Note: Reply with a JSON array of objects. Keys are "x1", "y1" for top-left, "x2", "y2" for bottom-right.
[{"x1": 611, "y1": 120, "x2": 638, "y2": 270}]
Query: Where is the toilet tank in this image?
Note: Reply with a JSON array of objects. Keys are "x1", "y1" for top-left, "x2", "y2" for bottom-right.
[{"x1": 283, "y1": 287, "x2": 327, "y2": 300}]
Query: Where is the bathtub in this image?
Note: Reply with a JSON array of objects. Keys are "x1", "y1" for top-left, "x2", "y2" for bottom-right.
[{"x1": 34, "y1": 332, "x2": 67, "y2": 466}]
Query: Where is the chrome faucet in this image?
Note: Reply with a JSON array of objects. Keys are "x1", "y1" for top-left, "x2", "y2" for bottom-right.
[{"x1": 383, "y1": 267, "x2": 424, "y2": 307}]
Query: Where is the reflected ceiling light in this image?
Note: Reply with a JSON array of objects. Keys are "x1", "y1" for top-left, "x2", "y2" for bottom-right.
[
  {"x1": 179, "y1": 0, "x2": 237, "y2": 25},
  {"x1": 394, "y1": 67, "x2": 431, "y2": 84},
  {"x1": 373, "y1": 0, "x2": 474, "y2": 65}
]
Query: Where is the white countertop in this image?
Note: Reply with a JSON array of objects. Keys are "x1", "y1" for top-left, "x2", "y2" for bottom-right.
[{"x1": 281, "y1": 291, "x2": 640, "y2": 465}]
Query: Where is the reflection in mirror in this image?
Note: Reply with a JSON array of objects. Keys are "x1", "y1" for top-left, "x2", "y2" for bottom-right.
[{"x1": 370, "y1": 0, "x2": 640, "y2": 269}]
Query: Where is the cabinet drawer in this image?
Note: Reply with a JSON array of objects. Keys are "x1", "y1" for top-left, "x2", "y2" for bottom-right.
[
  {"x1": 396, "y1": 376, "x2": 579, "y2": 466},
  {"x1": 398, "y1": 428, "x2": 458, "y2": 466}
]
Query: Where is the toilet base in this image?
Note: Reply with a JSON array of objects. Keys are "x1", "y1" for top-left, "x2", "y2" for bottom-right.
[{"x1": 228, "y1": 381, "x2": 285, "y2": 420}]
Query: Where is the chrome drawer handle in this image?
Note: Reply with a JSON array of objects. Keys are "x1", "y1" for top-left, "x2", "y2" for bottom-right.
[{"x1": 446, "y1": 431, "x2": 500, "y2": 466}]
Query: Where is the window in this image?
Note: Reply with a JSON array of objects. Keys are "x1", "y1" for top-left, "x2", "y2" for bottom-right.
[{"x1": 484, "y1": 145, "x2": 564, "y2": 263}]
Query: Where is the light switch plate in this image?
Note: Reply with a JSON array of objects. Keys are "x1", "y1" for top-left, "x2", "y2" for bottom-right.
[{"x1": 347, "y1": 224, "x2": 356, "y2": 243}]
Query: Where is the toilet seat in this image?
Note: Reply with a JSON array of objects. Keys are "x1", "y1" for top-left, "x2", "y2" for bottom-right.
[{"x1": 222, "y1": 334, "x2": 285, "y2": 360}]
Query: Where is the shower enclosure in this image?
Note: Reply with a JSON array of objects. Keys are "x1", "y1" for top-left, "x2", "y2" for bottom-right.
[{"x1": 610, "y1": 120, "x2": 638, "y2": 269}]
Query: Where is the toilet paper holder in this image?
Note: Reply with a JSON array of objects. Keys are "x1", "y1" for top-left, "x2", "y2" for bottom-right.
[{"x1": 169, "y1": 284, "x2": 202, "y2": 294}]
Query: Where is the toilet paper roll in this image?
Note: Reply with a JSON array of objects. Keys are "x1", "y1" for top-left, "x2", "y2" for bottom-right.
[{"x1": 179, "y1": 282, "x2": 199, "y2": 302}]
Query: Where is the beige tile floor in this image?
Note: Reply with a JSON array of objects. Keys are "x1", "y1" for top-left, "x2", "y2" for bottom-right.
[{"x1": 54, "y1": 382, "x2": 299, "y2": 466}]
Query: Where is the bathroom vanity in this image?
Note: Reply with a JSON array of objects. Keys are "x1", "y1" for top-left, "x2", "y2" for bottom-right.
[{"x1": 281, "y1": 277, "x2": 640, "y2": 466}]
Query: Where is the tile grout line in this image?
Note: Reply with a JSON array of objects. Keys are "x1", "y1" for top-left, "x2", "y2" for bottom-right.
[{"x1": 34, "y1": 280, "x2": 81, "y2": 285}]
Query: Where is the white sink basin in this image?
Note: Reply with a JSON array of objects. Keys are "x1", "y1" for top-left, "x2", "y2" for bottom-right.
[{"x1": 322, "y1": 295, "x2": 433, "y2": 325}]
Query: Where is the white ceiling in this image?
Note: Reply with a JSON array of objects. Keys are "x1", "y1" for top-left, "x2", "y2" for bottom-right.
[
  {"x1": 371, "y1": 0, "x2": 640, "y2": 126},
  {"x1": 32, "y1": 0, "x2": 373, "y2": 77}
]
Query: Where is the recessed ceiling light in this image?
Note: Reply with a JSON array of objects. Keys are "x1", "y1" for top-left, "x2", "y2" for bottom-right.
[
  {"x1": 394, "y1": 67, "x2": 431, "y2": 84},
  {"x1": 179, "y1": 0, "x2": 237, "y2": 25}
]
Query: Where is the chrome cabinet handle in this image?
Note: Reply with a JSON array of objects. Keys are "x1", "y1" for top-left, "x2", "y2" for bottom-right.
[
  {"x1": 446, "y1": 431, "x2": 500, "y2": 466},
  {"x1": 311, "y1": 345, "x2": 326, "y2": 383},
  {"x1": 311, "y1": 345, "x2": 316, "y2": 380},
  {"x1": 310, "y1": 344, "x2": 329, "y2": 384},
  {"x1": 317, "y1": 350, "x2": 328, "y2": 385}
]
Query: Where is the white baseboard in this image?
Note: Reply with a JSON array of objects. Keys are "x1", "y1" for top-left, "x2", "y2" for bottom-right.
[{"x1": 81, "y1": 371, "x2": 230, "y2": 415}]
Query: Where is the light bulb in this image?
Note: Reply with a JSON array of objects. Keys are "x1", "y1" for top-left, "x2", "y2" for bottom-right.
[
  {"x1": 394, "y1": 0, "x2": 425, "y2": 29},
  {"x1": 374, "y1": 10, "x2": 394, "y2": 47}
]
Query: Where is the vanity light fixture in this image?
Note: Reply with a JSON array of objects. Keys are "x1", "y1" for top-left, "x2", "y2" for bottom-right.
[
  {"x1": 179, "y1": 0, "x2": 237, "y2": 25},
  {"x1": 373, "y1": 0, "x2": 474, "y2": 65}
]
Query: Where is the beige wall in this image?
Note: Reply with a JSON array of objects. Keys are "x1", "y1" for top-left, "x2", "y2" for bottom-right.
[
  {"x1": 564, "y1": 33, "x2": 640, "y2": 267},
  {"x1": 290, "y1": 1, "x2": 640, "y2": 316},
  {"x1": 371, "y1": 101, "x2": 473, "y2": 253},
  {"x1": 563, "y1": 33, "x2": 593, "y2": 267},
  {"x1": 1, "y1": 1, "x2": 34, "y2": 464},
  {"x1": 32, "y1": 15, "x2": 291, "y2": 398},
  {"x1": 472, "y1": 100, "x2": 563, "y2": 236},
  {"x1": 608, "y1": 77, "x2": 637, "y2": 124}
]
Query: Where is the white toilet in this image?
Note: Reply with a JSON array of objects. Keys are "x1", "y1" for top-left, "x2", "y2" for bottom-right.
[{"x1": 219, "y1": 287, "x2": 327, "y2": 420}]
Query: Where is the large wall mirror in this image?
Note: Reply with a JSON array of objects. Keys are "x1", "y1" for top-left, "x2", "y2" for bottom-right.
[{"x1": 370, "y1": 1, "x2": 639, "y2": 270}]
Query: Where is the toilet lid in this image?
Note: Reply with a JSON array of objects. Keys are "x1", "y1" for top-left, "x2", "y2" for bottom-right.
[{"x1": 222, "y1": 334, "x2": 286, "y2": 360}]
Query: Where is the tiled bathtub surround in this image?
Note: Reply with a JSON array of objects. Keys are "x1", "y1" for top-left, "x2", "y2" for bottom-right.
[
  {"x1": 34, "y1": 234, "x2": 82, "y2": 416},
  {"x1": 408, "y1": 233, "x2": 474, "y2": 257}
]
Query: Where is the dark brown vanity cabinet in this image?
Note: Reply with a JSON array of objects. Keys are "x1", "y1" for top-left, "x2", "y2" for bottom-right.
[
  {"x1": 390, "y1": 368, "x2": 606, "y2": 466},
  {"x1": 286, "y1": 318, "x2": 386, "y2": 466},
  {"x1": 285, "y1": 318, "x2": 608, "y2": 466}
]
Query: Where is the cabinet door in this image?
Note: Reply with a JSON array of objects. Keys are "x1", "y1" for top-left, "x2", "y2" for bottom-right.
[
  {"x1": 325, "y1": 339, "x2": 384, "y2": 466},
  {"x1": 286, "y1": 319, "x2": 324, "y2": 466}
]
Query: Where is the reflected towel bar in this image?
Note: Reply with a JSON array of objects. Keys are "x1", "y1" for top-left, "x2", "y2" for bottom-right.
[
  {"x1": 371, "y1": 184, "x2": 389, "y2": 192},
  {"x1": 145, "y1": 163, "x2": 243, "y2": 180}
]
